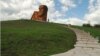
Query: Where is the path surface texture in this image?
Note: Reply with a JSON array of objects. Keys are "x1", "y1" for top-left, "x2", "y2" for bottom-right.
[{"x1": 51, "y1": 28, "x2": 100, "y2": 56}]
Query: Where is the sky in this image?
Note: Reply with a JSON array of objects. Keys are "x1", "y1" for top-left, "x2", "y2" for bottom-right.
[{"x1": 0, "y1": 0, "x2": 100, "y2": 26}]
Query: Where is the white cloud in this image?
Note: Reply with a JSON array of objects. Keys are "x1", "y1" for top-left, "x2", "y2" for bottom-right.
[
  {"x1": 59, "y1": 0, "x2": 76, "y2": 12},
  {"x1": 49, "y1": 0, "x2": 77, "y2": 23},
  {"x1": 0, "y1": 0, "x2": 35, "y2": 20},
  {"x1": 68, "y1": 18, "x2": 83, "y2": 26},
  {"x1": 49, "y1": 17, "x2": 83, "y2": 26},
  {"x1": 59, "y1": 0, "x2": 76, "y2": 7},
  {"x1": 84, "y1": 0, "x2": 100, "y2": 26}
]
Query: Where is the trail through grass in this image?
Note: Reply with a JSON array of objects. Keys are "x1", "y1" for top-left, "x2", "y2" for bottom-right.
[{"x1": 73, "y1": 26, "x2": 100, "y2": 42}]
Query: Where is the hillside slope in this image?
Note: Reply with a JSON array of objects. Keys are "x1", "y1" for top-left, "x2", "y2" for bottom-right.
[{"x1": 1, "y1": 20, "x2": 76, "y2": 56}]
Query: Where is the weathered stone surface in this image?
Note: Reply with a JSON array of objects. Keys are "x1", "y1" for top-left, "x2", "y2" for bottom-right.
[{"x1": 31, "y1": 5, "x2": 48, "y2": 21}]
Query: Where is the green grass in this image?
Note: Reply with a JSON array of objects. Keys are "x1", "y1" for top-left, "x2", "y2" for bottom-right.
[
  {"x1": 72, "y1": 26, "x2": 100, "y2": 42},
  {"x1": 1, "y1": 20, "x2": 76, "y2": 56}
]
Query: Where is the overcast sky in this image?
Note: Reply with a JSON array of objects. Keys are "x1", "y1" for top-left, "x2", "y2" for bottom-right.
[{"x1": 0, "y1": 0, "x2": 100, "y2": 26}]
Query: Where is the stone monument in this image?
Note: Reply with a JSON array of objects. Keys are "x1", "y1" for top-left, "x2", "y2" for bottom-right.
[{"x1": 31, "y1": 5, "x2": 48, "y2": 21}]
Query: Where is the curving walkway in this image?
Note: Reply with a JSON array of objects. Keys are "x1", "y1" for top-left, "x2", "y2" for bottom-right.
[{"x1": 51, "y1": 28, "x2": 100, "y2": 56}]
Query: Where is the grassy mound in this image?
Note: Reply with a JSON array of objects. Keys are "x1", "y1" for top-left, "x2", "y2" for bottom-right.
[
  {"x1": 73, "y1": 26, "x2": 100, "y2": 42},
  {"x1": 1, "y1": 20, "x2": 76, "y2": 56}
]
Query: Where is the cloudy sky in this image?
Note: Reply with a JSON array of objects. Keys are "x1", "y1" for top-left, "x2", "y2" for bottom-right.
[{"x1": 0, "y1": 0, "x2": 100, "y2": 26}]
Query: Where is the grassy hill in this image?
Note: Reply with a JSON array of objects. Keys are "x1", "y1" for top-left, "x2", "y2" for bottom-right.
[
  {"x1": 1, "y1": 20, "x2": 76, "y2": 56},
  {"x1": 73, "y1": 26, "x2": 100, "y2": 42}
]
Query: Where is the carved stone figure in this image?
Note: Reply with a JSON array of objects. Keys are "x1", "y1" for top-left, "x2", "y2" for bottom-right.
[{"x1": 31, "y1": 5, "x2": 48, "y2": 21}]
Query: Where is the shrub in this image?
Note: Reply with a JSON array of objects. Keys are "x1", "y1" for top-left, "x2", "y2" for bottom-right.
[
  {"x1": 83, "y1": 24, "x2": 91, "y2": 27},
  {"x1": 94, "y1": 24, "x2": 100, "y2": 28}
]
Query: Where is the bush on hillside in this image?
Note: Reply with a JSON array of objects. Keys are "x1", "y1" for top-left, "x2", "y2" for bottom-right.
[
  {"x1": 83, "y1": 24, "x2": 91, "y2": 27},
  {"x1": 94, "y1": 24, "x2": 100, "y2": 28}
]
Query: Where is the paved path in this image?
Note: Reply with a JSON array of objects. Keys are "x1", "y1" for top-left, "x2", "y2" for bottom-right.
[{"x1": 51, "y1": 28, "x2": 100, "y2": 56}]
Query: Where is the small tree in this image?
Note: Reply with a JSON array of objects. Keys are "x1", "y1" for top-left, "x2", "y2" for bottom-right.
[
  {"x1": 94, "y1": 24, "x2": 100, "y2": 28},
  {"x1": 83, "y1": 20, "x2": 91, "y2": 27},
  {"x1": 83, "y1": 24, "x2": 91, "y2": 27}
]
